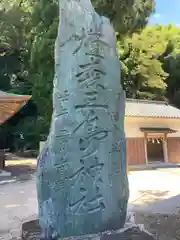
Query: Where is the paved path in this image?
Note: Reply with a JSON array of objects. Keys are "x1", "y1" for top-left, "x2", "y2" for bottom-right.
[
  {"x1": 128, "y1": 168, "x2": 180, "y2": 214},
  {"x1": 0, "y1": 176, "x2": 37, "y2": 240},
  {"x1": 1, "y1": 166, "x2": 180, "y2": 239}
]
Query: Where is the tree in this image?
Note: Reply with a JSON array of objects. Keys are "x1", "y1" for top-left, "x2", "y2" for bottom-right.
[
  {"x1": 29, "y1": 0, "x2": 58, "y2": 130},
  {"x1": 0, "y1": 0, "x2": 38, "y2": 151},
  {"x1": 118, "y1": 31, "x2": 167, "y2": 99},
  {"x1": 93, "y1": 0, "x2": 155, "y2": 35},
  {"x1": 156, "y1": 25, "x2": 180, "y2": 106},
  {"x1": 0, "y1": 0, "x2": 33, "y2": 94},
  {"x1": 117, "y1": 24, "x2": 180, "y2": 104}
]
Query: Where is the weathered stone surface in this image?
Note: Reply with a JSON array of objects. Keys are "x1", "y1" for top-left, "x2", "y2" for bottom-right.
[
  {"x1": 36, "y1": 0, "x2": 129, "y2": 239},
  {"x1": 21, "y1": 220, "x2": 155, "y2": 240}
]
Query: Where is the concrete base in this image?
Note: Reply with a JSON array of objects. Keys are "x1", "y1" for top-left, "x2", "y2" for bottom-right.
[
  {"x1": 21, "y1": 220, "x2": 155, "y2": 240},
  {"x1": 129, "y1": 163, "x2": 180, "y2": 171},
  {"x1": 0, "y1": 169, "x2": 11, "y2": 177}
]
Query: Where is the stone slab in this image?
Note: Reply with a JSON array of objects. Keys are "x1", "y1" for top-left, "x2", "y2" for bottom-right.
[
  {"x1": 21, "y1": 220, "x2": 155, "y2": 240},
  {"x1": 36, "y1": 0, "x2": 128, "y2": 237}
]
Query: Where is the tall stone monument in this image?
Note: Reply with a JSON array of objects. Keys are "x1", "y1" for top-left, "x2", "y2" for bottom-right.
[{"x1": 36, "y1": 0, "x2": 129, "y2": 239}]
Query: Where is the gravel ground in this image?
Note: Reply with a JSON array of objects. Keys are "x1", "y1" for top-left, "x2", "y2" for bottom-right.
[
  {"x1": 135, "y1": 212, "x2": 180, "y2": 240},
  {"x1": 0, "y1": 161, "x2": 37, "y2": 240},
  {"x1": 1, "y1": 161, "x2": 180, "y2": 240}
]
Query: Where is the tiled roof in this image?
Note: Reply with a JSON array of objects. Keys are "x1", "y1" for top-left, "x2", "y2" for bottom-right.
[
  {"x1": 0, "y1": 90, "x2": 31, "y2": 102},
  {"x1": 0, "y1": 90, "x2": 31, "y2": 124},
  {"x1": 0, "y1": 90, "x2": 10, "y2": 97},
  {"x1": 0, "y1": 90, "x2": 20, "y2": 97},
  {"x1": 125, "y1": 99, "x2": 180, "y2": 119}
]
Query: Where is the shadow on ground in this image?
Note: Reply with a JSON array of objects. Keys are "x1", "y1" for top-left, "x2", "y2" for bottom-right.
[
  {"x1": 0, "y1": 163, "x2": 36, "y2": 185},
  {"x1": 135, "y1": 212, "x2": 180, "y2": 240}
]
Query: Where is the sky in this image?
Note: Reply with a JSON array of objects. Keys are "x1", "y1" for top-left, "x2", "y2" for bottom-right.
[{"x1": 149, "y1": 0, "x2": 180, "y2": 25}]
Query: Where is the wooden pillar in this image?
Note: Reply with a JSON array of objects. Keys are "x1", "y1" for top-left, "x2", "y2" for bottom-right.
[
  {"x1": 144, "y1": 133, "x2": 148, "y2": 165},
  {"x1": 0, "y1": 150, "x2": 5, "y2": 169},
  {"x1": 163, "y1": 133, "x2": 168, "y2": 163}
]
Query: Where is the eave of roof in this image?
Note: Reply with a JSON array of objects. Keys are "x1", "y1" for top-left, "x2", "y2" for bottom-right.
[
  {"x1": 0, "y1": 90, "x2": 31, "y2": 102},
  {"x1": 0, "y1": 90, "x2": 31, "y2": 124},
  {"x1": 125, "y1": 98, "x2": 180, "y2": 119},
  {"x1": 140, "y1": 127, "x2": 177, "y2": 133}
]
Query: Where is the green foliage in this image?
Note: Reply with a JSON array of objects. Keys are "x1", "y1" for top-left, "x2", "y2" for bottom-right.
[
  {"x1": 29, "y1": 0, "x2": 59, "y2": 129},
  {"x1": 2, "y1": 0, "x2": 180, "y2": 152},
  {"x1": 117, "y1": 24, "x2": 180, "y2": 103},
  {"x1": 156, "y1": 25, "x2": 180, "y2": 104},
  {"x1": 0, "y1": 0, "x2": 37, "y2": 150},
  {"x1": 0, "y1": 122, "x2": 13, "y2": 149},
  {"x1": 0, "y1": 0, "x2": 33, "y2": 93},
  {"x1": 12, "y1": 116, "x2": 47, "y2": 151},
  {"x1": 29, "y1": 0, "x2": 155, "y2": 132},
  {"x1": 118, "y1": 25, "x2": 170, "y2": 100},
  {"x1": 93, "y1": 0, "x2": 155, "y2": 35}
]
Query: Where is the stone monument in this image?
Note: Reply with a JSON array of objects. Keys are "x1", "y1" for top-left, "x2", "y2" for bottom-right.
[{"x1": 22, "y1": 0, "x2": 155, "y2": 239}]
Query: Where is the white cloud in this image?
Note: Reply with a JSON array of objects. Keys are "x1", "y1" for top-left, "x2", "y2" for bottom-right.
[{"x1": 153, "y1": 13, "x2": 162, "y2": 19}]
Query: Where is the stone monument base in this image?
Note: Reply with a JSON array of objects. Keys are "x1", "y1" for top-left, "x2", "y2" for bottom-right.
[{"x1": 21, "y1": 220, "x2": 155, "y2": 240}]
